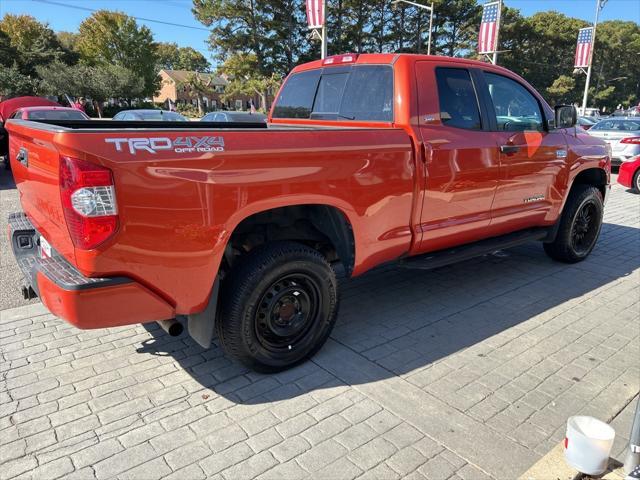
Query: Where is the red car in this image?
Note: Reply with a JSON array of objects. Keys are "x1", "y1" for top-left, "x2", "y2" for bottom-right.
[
  {"x1": 0, "y1": 97, "x2": 62, "y2": 166},
  {"x1": 618, "y1": 156, "x2": 640, "y2": 192},
  {"x1": 8, "y1": 106, "x2": 90, "y2": 121},
  {"x1": 6, "y1": 53, "x2": 610, "y2": 372}
]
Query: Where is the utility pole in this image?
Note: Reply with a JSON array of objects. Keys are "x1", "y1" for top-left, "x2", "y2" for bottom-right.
[
  {"x1": 492, "y1": 0, "x2": 502, "y2": 65},
  {"x1": 391, "y1": 0, "x2": 435, "y2": 55},
  {"x1": 320, "y1": 0, "x2": 327, "y2": 59},
  {"x1": 581, "y1": 0, "x2": 607, "y2": 113}
]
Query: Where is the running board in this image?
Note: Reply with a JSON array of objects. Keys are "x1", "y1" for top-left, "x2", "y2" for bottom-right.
[{"x1": 399, "y1": 228, "x2": 550, "y2": 270}]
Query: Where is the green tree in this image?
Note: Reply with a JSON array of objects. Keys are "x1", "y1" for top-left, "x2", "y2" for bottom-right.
[
  {"x1": 178, "y1": 72, "x2": 214, "y2": 115},
  {"x1": 37, "y1": 61, "x2": 146, "y2": 117},
  {"x1": 546, "y1": 75, "x2": 577, "y2": 104},
  {"x1": 219, "y1": 53, "x2": 282, "y2": 111},
  {"x1": 156, "y1": 42, "x2": 211, "y2": 71},
  {"x1": 0, "y1": 14, "x2": 71, "y2": 75},
  {"x1": 76, "y1": 10, "x2": 159, "y2": 97},
  {"x1": 193, "y1": 0, "x2": 310, "y2": 76},
  {"x1": 0, "y1": 65, "x2": 39, "y2": 97}
]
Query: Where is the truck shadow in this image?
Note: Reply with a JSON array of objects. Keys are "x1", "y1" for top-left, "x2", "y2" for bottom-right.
[{"x1": 138, "y1": 221, "x2": 639, "y2": 405}]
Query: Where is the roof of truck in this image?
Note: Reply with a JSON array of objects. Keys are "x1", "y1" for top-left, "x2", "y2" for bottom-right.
[{"x1": 291, "y1": 53, "x2": 512, "y2": 74}]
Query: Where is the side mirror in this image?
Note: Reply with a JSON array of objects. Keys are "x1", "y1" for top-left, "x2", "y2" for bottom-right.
[{"x1": 555, "y1": 105, "x2": 577, "y2": 129}]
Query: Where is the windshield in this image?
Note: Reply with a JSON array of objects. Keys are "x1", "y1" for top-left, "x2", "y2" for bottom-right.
[
  {"x1": 26, "y1": 110, "x2": 88, "y2": 120},
  {"x1": 591, "y1": 119, "x2": 640, "y2": 131},
  {"x1": 137, "y1": 111, "x2": 187, "y2": 121},
  {"x1": 272, "y1": 65, "x2": 393, "y2": 122}
]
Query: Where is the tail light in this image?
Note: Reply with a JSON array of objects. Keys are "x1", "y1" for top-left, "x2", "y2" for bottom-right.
[
  {"x1": 59, "y1": 156, "x2": 118, "y2": 249},
  {"x1": 620, "y1": 137, "x2": 640, "y2": 145}
]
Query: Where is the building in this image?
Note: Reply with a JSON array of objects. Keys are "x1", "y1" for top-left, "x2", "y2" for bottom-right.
[{"x1": 153, "y1": 69, "x2": 259, "y2": 112}]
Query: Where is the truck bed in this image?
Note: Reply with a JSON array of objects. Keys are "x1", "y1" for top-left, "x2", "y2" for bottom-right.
[{"x1": 6, "y1": 118, "x2": 415, "y2": 317}]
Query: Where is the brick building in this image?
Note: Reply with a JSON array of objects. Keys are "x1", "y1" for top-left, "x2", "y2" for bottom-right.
[{"x1": 153, "y1": 69, "x2": 259, "y2": 112}]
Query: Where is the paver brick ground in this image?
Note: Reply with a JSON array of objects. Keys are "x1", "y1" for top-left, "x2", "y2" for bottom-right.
[{"x1": 1, "y1": 179, "x2": 639, "y2": 479}]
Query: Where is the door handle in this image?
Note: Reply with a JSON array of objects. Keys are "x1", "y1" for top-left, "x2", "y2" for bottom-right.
[{"x1": 500, "y1": 144, "x2": 520, "y2": 155}]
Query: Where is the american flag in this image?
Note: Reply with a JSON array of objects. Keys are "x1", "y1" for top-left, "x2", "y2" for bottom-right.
[
  {"x1": 306, "y1": 0, "x2": 325, "y2": 29},
  {"x1": 574, "y1": 27, "x2": 594, "y2": 68},
  {"x1": 478, "y1": 2, "x2": 500, "y2": 54}
]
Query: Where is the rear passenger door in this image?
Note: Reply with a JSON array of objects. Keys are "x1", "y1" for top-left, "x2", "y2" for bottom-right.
[
  {"x1": 480, "y1": 71, "x2": 567, "y2": 230},
  {"x1": 415, "y1": 63, "x2": 501, "y2": 253}
]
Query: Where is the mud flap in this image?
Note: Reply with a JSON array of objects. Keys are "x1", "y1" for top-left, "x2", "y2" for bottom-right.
[{"x1": 187, "y1": 277, "x2": 220, "y2": 348}]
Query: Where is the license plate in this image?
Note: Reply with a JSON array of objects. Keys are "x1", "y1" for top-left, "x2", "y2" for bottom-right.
[{"x1": 40, "y1": 236, "x2": 52, "y2": 259}]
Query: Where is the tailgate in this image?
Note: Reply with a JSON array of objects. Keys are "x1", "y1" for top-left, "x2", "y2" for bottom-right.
[{"x1": 6, "y1": 121, "x2": 75, "y2": 262}]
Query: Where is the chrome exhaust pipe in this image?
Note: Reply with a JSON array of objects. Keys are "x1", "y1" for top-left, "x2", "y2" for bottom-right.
[{"x1": 157, "y1": 318, "x2": 183, "y2": 337}]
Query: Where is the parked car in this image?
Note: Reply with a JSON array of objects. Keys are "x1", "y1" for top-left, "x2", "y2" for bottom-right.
[
  {"x1": 113, "y1": 109, "x2": 188, "y2": 121},
  {"x1": 7, "y1": 53, "x2": 610, "y2": 372},
  {"x1": 580, "y1": 108, "x2": 601, "y2": 119},
  {"x1": 0, "y1": 96, "x2": 61, "y2": 168},
  {"x1": 587, "y1": 118, "x2": 640, "y2": 166},
  {"x1": 201, "y1": 111, "x2": 267, "y2": 123},
  {"x1": 577, "y1": 116, "x2": 597, "y2": 130},
  {"x1": 9, "y1": 106, "x2": 90, "y2": 121},
  {"x1": 618, "y1": 156, "x2": 640, "y2": 193}
]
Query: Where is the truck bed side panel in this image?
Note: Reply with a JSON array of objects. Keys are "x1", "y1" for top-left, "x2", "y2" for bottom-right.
[{"x1": 11, "y1": 124, "x2": 415, "y2": 314}]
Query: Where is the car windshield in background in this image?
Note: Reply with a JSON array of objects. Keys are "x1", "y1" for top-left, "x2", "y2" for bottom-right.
[
  {"x1": 272, "y1": 65, "x2": 394, "y2": 122},
  {"x1": 27, "y1": 110, "x2": 88, "y2": 120},
  {"x1": 591, "y1": 119, "x2": 640, "y2": 131},
  {"x1": 139, "y1": 111, "x2": 187, "y2": 121}
]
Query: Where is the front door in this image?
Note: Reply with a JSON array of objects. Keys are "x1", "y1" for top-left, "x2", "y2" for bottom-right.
[
  {"x1": 481, "y1": 71, "x2": 567, "y2": 231},
  {"x1": 415, "y1": 63, "x2": 501, "y2": 253}
]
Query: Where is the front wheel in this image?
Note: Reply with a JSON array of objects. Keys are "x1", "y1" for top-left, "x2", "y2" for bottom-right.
[
  {"x1": 543, "y1": 185, "x2": 604, "y2": 263},
  {"x1": 217, "y1": 241, "x2": 338, "y2": 372}
]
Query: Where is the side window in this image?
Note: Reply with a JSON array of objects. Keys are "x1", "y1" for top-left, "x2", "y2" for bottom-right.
[
  {"x1": 435, "y1": 68, "x2": 482, "y2": 130},
  {"x1": 484, "y1": 72, "x2": 544, "y2": 132}
]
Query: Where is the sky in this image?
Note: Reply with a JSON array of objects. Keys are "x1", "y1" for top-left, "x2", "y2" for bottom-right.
[{"x1": 1, "y1": 0, "x2": 638, "y2": 64}]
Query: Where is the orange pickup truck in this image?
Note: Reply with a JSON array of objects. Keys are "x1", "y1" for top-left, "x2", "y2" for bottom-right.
[{"x1": 7, "y1": 54, "x2": 610, "y2": 372}]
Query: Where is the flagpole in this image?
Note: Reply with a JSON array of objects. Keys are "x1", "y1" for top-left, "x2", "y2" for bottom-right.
[
  {"x1": 581, "y1": 0, "x2": 604, "y2": 114},
  {"x1": 320, "y1": 0, "x2": 327, "y2": 59},
  {"x1": 492, "y1": 0, "x2": 502, "y2": 65}
]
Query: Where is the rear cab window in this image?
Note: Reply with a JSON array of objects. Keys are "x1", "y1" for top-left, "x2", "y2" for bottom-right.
[
  {"x1": 434, "y1": 68, "x2": 483, "y2": 130},
  {"x1": 272, "y1": 65, "x2": 393, "y2": 122}
]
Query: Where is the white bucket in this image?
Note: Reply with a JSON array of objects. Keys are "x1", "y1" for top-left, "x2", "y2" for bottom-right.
[{"x1": 564, "y1": 415, "x2": 616, "y2": 476}]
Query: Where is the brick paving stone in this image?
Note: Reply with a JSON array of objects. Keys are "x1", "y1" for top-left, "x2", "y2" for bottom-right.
[{"x1": 0, "y1": 180, "x2": 637, "y2": 480}]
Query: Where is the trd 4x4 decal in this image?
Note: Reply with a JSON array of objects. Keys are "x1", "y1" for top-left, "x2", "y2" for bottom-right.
[{"x1": 105, "y1": 136, "x2": 225, "y2": 155}]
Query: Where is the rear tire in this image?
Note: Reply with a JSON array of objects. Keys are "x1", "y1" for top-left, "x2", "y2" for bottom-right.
[
  {"x1": 543, "y1": 185, "x2": 604, "y2": 263},
  {"x1": 632, "y1": 169, "x2": 640, "y2": 194},
  {"x1": 217, "y1": 241, "x2": 338, "y2": 373}
]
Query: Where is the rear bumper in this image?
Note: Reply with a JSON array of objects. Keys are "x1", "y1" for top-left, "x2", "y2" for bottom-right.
[{"x1": 8, "y1": 212, "x2": 175, "y2": 329}]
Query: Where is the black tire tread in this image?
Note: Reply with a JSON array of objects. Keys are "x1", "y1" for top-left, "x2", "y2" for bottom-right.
[
  {"x1": 543, "y1": 184, "x2": 603, "y2": 263},
  {"x1": 217, "y1": 241, "x2": 337, "y2": 372}
]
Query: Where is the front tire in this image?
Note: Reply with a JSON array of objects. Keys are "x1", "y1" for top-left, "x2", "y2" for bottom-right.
[
  {"x1": 217, "y1": 241, "x2": 338, "y2": 373},
  {"x1": 543, "y1": 185, "x2": 604, "y2": 263}
]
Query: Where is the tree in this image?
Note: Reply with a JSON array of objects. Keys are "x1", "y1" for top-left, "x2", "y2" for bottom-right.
[
  {"x1": 0, "y1": 14, "x2": 71, "y2": 75},
  {"x1": 37, "y1": 61, "x2": 146, "y2": 116},
  {"x1": 156, "y1": 42, "x2": 211, "y2": 72},
  {"x1": 0, "y1": 65, "x2": 39, "y2": 98},
  {"x1": 546, "y1": 75, "x2": 577, "y2": 104},
  {"x1": 179, "y1": 72, "x2": 214, "y2": 115},
  {"x1": 219, "y1": 53, "x2": 282, "y2": 111},
  {"x1": 76, "y1": 10, "x2": 160, "y2": 97},
  {"x1": 192, "y1": 0, "x2": 310, "y2": 76}
]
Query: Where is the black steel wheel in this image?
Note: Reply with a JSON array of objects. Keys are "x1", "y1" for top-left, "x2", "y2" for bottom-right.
[
  {"x1": 217, "y1": 241, "x2": 338, "y2": 372},
  {"x1": 544, "y1": 185, "x2": 604, "y2": 263}
]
